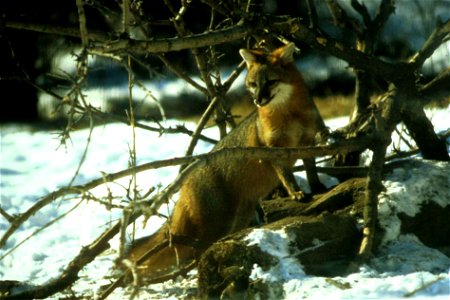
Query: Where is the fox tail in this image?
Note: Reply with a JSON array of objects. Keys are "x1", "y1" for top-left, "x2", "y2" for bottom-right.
[{"x1": 124, "y1": 224, "x2": 203, "y2": 283}]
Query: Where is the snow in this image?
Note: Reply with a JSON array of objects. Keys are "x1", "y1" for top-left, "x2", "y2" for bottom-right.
[
  {"x1": 378, "y1": 160, "x2": 450, "y2": 244},
  {"x1": 245, "y1": 229, "x2": 307, "y2": 282},
  {"x1": 245, "y1": 159, "x2": 450, "y2": 299},
  {"x1": 1, "y1": 106, "x2": 449, "y2": 299}
]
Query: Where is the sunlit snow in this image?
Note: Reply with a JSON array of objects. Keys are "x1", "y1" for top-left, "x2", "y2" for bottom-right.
[{"x1": 1, "y1": 107, "x2": 449, "y2": 299}]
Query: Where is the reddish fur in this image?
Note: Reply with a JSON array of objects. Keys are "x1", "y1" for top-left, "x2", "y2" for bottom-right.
[{"x1": 127, "y1": 44, "x2": 326, "y2": 282}]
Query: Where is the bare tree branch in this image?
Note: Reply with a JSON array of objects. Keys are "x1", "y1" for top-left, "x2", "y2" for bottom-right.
[
  {"x1": 372, "y1": 0, "x2": 396, "y2": 35},
  {"x1": 3, "y1": 3, "x2": 449, "y2": 297},
  {"x1": 351, "y1": 0, "x2": 372, "y2": 27},
  {"x1": 4, "y1": 20, "x2": 111, "y2": 40},
  {"x1": 200, "y1": 0, "x2": 233, "y2": 17},
  {"x1": 75, "y1": 0, "x2": 89, "y2": 46},
  {"x1": 326, "y1": 0, "x2": 362, "y2": 34},
  {"x1": 0, "y1": 207, "x2": 14, "y2": 223},
  {"x1": 357, "y1": 92, "x2": 397, "y2": 259},
  {"x1": 0, "y1": 136, "x2": 372, "y2": 249},
  {"x1": 286, "y1": 19, "x2": 402, "y2": 83},
  {"x1": 157, "y1": 54, "x2": 208, "y2": 94},
  {"x1": 17, "y1": 75, "x2": 218, "y2": 144},
  {"x1": 420, "y1": 67, "x2": 450, "y2": 97},
  {"x1": 183, "y1": 96, "x2": 221, "y2": 160},
  {"x1": 97, "y1": 19, "x2": 250, "y2": 54},
  {"x1": 306, "y1": 0, "x2": 320, "y2": 30},
  {"x1": 401, "y1": 100, "x2": 450, "y2": 161},
  {"x1": 0, "y1": 159, "x2": 203, "y2": 300},
  {"x1": 409, "y1": 19, "x2": 450, "y2": 68},
  {"x1": 98, "y1": 235, "x2": 202, "y2": 300},
  {"x1": 1, "y1": 212, "x2": 121, "y2": 299},
  {"x1": 5, "y1": 18, "x2": 250, "y2": 53}
]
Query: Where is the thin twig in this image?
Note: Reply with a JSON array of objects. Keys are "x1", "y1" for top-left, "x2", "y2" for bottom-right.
[
  {"x1": 183, "y1": 96, "x2": 221, "y2": 158},
  {"x1": 326, "y1": 0, "x2": 362, "y2": 34},
  {"x1": 166, "y1": 0, "x2": 227, "y2": 144},
  {"x1": 119, "y1": 54, "x2": 138, "y2": 260},
  {"x1": 223, "y1": 61, "x2": 246, "y2": 92},
  {"x1": 1, "y1": 209, "x2": 123, "y2": 300},
  {"x1": 409, "y1": 19, "x2": 450, "y2": 68},
  {"x1": 306, "y1": 0, "x2": 320, "y2": 30},
  {"x1": 121, "y1": 259, "x2": 140, "y2": 300},
  {"x1": 19, "y1": 74, "x2": 217, "y2": 144},
  {"x1": 157, "y1": 54, "x2": 208, "y2": 94},
  {"x1": 0, "y1": 207, "x2": 14, "y2": 223},
  {"x1": 99, "y1": 234, "x2": 204, "y2": 300},
  {"x1": 420, "y1": 67, "x2": 450, "y2": 98},
  {"x1": 0, "y1": 136, "x2": 372, "y2": 248},
  {"x1": 75, "y1": 0, "x2": 89, "y2": 47},
  {"x1": 200, "y1": 0, "x2": 232, "y2": 16},
  {"x1": 133, "y1": 80, "x2": 167, "y2": 121},
  {"x1": 0, "y1": 199, "x2": 84, "y2": 261},
  {"x1": 2, "y1": 160, "x2": 204, "y2": 300},
  {"x1": 67, "y1": 68, "x2": 94, "y2": 189},
  {"x1": 90, "y1": 107, "x2": 217, "y2": 144},
  {"x1": 121, "y1": 0, "x2": 130, "y2": 35},
  {"x1": 4, "y1": 18, "x2": 250, "y2": 53},
  {"x1": 403, "y1": 275, "x2": 446, "y2": 298}
]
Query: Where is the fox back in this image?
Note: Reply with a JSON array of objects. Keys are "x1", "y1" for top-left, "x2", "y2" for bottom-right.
[{"x1": 127, "y1": 43, "x2": 326, "y2": 282}]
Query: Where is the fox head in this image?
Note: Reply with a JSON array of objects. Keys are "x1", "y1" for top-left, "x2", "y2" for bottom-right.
[{"x1": 239, "y1": 43, "x2": 297, "y2": 107}]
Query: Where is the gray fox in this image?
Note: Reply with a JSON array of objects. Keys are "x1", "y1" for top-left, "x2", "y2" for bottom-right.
[{"x1": 126, "y1": 42, "x2": 327, "y2": 282}]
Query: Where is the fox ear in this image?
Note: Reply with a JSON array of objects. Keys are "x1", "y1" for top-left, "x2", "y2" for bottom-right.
[
  {"x1": 277, "y1": 43, "x2": 296, "y2": 64},
  {"x1": 239, "y1": 49, "x2": 257, "y2": 67}
]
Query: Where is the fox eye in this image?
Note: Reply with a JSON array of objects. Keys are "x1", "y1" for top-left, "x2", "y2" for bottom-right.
[{"x1": 248, "y1": 81, "x2": 257, "y2": 88}]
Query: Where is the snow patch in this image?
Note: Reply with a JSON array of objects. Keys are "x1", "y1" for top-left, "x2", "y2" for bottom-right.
[
  {"x1": 1, "y1": 106, "x2": 449, "y2": 299},
  {"x1": 372, "y1": 234, "x2": 450, "y2": 275},
  {"x1": 378, "y1": 160, "x2": 450, "y2": 244},
  {"x1": 245, "y1": 228, "x2": 306, "y2": 282}
]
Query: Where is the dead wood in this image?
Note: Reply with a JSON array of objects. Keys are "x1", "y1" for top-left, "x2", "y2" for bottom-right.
[{"x1": 287, "y1": 2, "x2": 449, "y2": 258}]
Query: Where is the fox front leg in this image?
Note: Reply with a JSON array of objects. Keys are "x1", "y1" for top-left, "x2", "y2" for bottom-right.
[{"x1": 272, "y1": 164, "x2": 305, "y2": 201}]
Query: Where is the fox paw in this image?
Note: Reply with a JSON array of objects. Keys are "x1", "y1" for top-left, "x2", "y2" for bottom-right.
[{"x1": 289, "y1": 191, "x2": 305, "y2": 201}]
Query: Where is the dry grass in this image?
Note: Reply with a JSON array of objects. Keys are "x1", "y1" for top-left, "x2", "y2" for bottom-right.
[
  {"x1": 189, "y1": 93, "x2": 448, "y2": 126},
  {"x1": 313, "y1": 94, "x2": 354, "y2": 120},
  {"x1": 425, "y1": 95, "x2": 450, "y2": 109},
  {"x1": 228, "y1": 93, "x2": 355, "y2": 123},
  {"x1": 315, "y1": 94, "x2": 450, "y2": 120}
]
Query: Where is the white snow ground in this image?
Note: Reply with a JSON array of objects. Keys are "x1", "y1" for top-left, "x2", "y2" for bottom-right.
[{"x1": 0, "y1": 107, "x2": 449, "y2": 299}]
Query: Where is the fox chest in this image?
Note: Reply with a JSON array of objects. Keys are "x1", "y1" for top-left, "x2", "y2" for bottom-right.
[{"x1": 260, "y1": 120, "x2": 306, "y2": 147}]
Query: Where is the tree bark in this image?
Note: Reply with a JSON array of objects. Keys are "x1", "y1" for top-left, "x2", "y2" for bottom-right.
[{"x1": 402, "y1": 105, "x2": 449, "y2": 161}]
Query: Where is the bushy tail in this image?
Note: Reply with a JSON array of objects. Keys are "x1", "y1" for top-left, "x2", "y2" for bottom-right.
[{"x1": 126, "y1": 224, "x2": 199, "y2": 283}]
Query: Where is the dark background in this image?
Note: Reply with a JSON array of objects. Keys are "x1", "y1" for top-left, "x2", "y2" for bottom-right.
[{"x1": 1, "y1": 0, "x2": 448, "y2": 123}]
